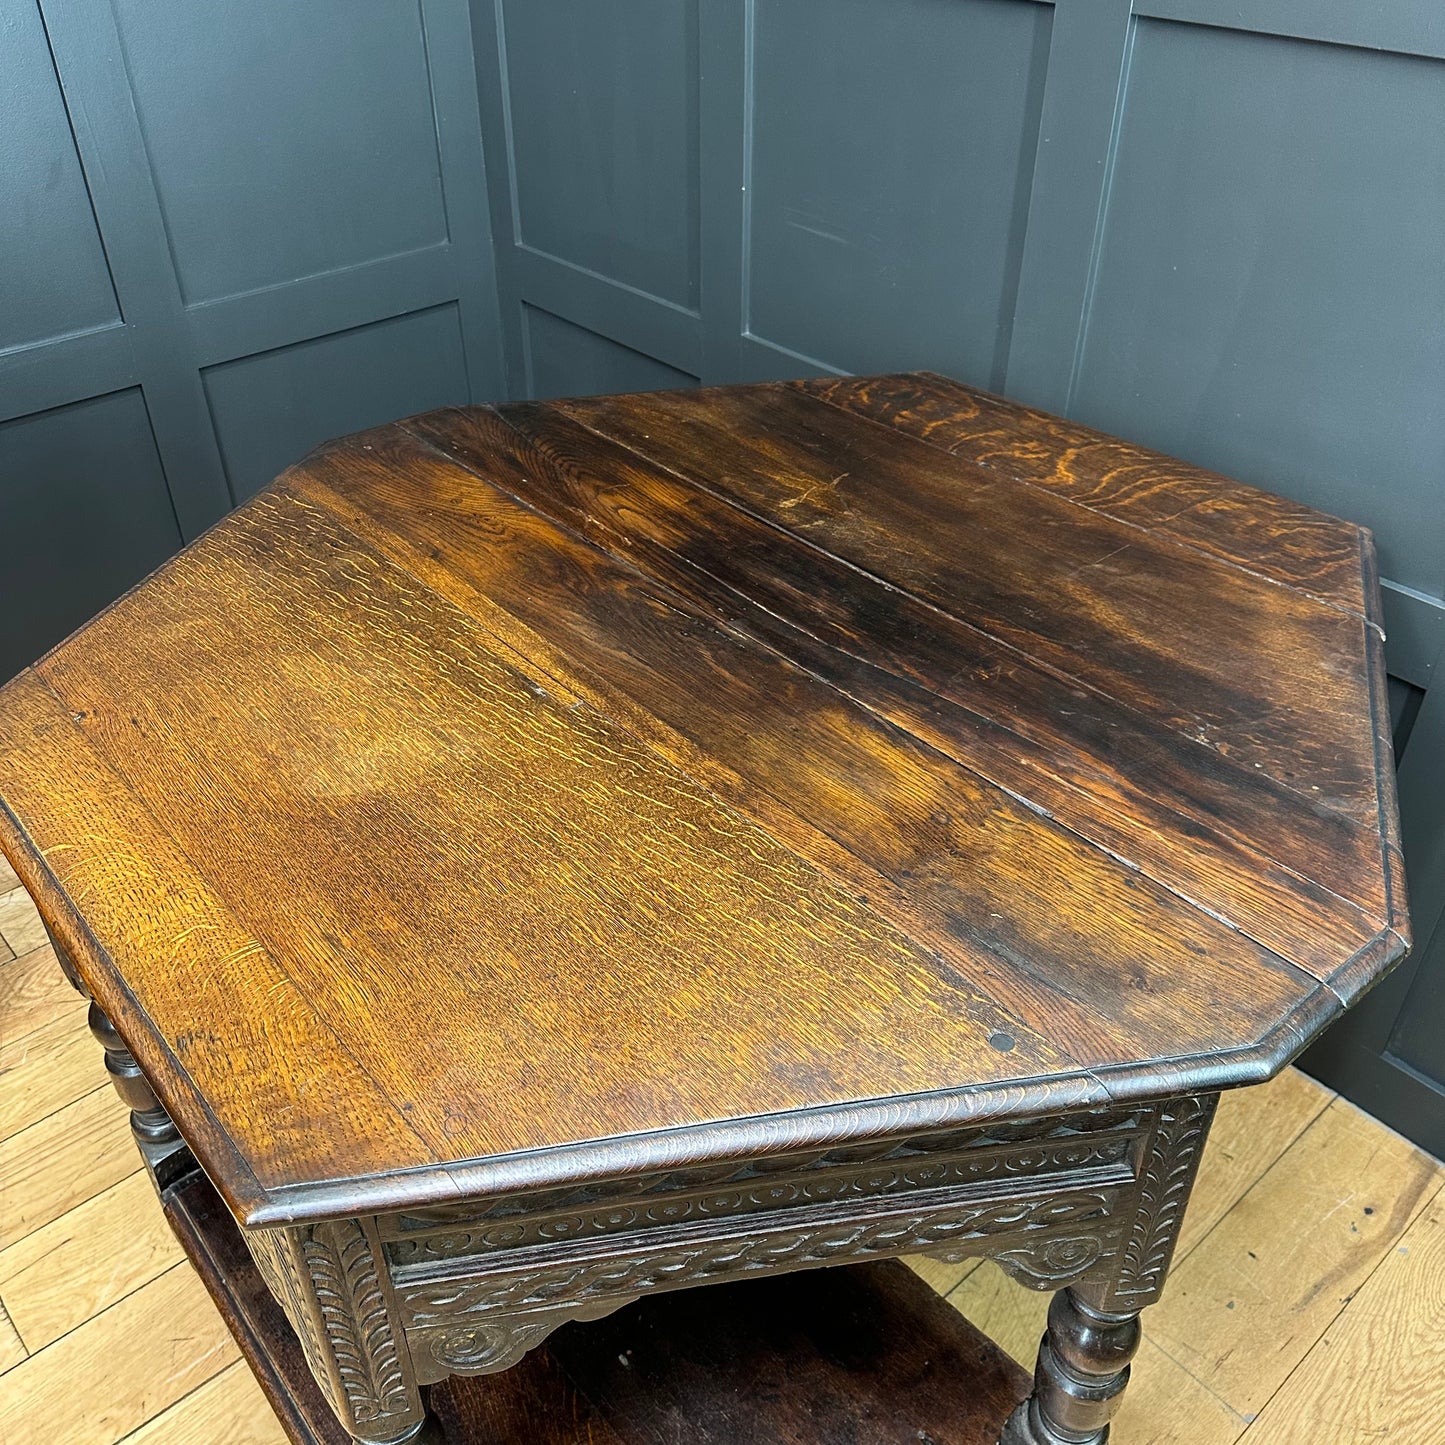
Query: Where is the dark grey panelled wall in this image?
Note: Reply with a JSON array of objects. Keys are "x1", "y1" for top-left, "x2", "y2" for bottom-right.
[
  {"x1": 4, "y1": 0, "x2": 1443, "y2": 1145},
  {"x1": 1, "y1": 0, "x2": 504, "y2": 684}
]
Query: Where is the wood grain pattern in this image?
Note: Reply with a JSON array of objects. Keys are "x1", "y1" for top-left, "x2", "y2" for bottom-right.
[
  {"x1": 292, "y1": 432, "x2": 1329, "y2": 1076},
  {"x1": 32, "y1": 490, "x2": 1089, "y2": 1205},
  {"x1": 0, "y1": 373, "x2": 1405, "y2": 1227},
  {"x1": 121, "y1": 1362, "x2": 290, "y2": 1445},
  {"x1": 0, "y1": 988, "x2": 1428, "y2": 1444},
  {"x1": 0, "y1": 1262, "x2": 238, "y2": 1445},
  {"x1": 0, "y1": 670, "x2": 442, "y2": 1219},
  {"x1": 0, "y1": 945, "x2": 80, "y2": 1047},
  {"x1": 1176, "y1": 1067, "x2": 1333, "y2": 1259},
  {"x1": 0, "y1": 886, "x2": 47, "y2": 957},
  {"x1": 553, "y1": 385, "x2": 1385, "y2": 830},
  {"x1": 0, "y1": 1087, "x2": 135, "y2": 1252},
  {"x1": 794, "y1": 373, "x2": 1372, "y2": 618},
  {"x1": 398, "y1": 407, "x2": 1388, "y2": 975},
  {"x1": 0, "y1": 1169, "x2": 181, "y2": 1351},
  {"x1": 949, "y1": 1266, "x2": 1251, "y2": 1445},
  {"x1": 0, "y1": 1301, "x2": 24, "y2": 1375},
  {"x1": 0, "y1": 1000, "x2": 96, "y2": 1143},
  {"x1": 1148, "y1": 1098, "x2": 1445, "y2": 1416},
  {"x1": 1242, "y1": 1193, "x2": 1445, "y2": 1444}
]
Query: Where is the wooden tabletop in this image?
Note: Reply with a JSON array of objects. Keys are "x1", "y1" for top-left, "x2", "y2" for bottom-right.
[{"x1": 0, "y1": 373, "x2": 1406, "y2": 1228}]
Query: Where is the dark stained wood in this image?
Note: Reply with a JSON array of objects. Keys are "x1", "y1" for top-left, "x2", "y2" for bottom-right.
[
  {"x1": 163, "y1": 1167, "x2": 1030, "y2": 1445},
  {"x1": 793, "y1": 372, "x2": 1373, "y2": 619},
  {"x1": 0, "y1": 372, "x2": 1406, "y2": 1233},
  {"x1": 550, "y1": 384, "x2": 1384, "y2": 832},
  {"x1": 536, "y1": 1249, "x2": 1030, "y2": 1445},
  {"x1": 291, "y1": 426, "x2": 1338, "y2": 1077},
  {"x1": 392, "y1": 406, "x2": 1388, "y2": 970},
  {"x1": 998, "y1": 1289, "x2": 1140, "y2": 1445},
  {"x1": 17, "y1": 490, "x2": 1091, "y2": 1218}
]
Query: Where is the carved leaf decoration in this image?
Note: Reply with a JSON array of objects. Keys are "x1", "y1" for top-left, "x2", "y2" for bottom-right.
[
  {"x1": 303, "y1": 1222, "x2": 414, "y2": 1426},
  {"x1": 1113, "y1": 1094, "x2": 1215, "y2": 1301}
]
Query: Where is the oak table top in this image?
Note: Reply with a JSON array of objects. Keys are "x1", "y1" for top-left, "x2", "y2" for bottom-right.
[{"x1": 0, "y1": 373, "x2": 1408, "y2": 1445}]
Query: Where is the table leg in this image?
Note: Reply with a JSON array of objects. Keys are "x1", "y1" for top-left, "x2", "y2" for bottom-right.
[
  {"x1": 998, "y1": 1092, "x2": 1218, "y2": 1445},
  {"x1": 87, "y1": 998, "x2": 194, "y2": 1190},
  {"x1": 246, "y1": 1216, "x2": 447, "y2": 1445},
  {"x1": 999, "y1": 1288, "x2": 1140, "y2": 1444}
]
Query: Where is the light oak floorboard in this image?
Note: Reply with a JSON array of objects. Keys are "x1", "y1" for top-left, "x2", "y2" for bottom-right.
[
  {"x1": 1178, "y1": 1067, "x2": 1333, "y2": 1260},
  {"x1": 949, "y1": 1259, "x2": 1047, "y2": 1368},
  {"x1": 0, "y1": 1300, "x2": 26, "y2": 1375},
  {"x1": 0, "y1": 1170, "x2": 182, "y2": 1351},
  {"x1": 0, "y1": 1086, "x2": 137, "y2": 1252},
  {"x1": 0, "y1": 945, "x2": 79, "y2": 1047},
  {"x1": 1241, "y1": 1189, "x2": 1445, "y2": 1444},
  {"x1": 0, "y1": 853, "x2": 20, "y2": 893},
  {"x1": 1148, "y1": 1096, "x2": 1445, "y2": 1418},
  {"x1": 119, "y1": 1361, "x2": 290, "y2": 1445},
  {"x1": 902, "y1": 1251, "x2": 983, "y2": 1297},
  {"x1": 0, "y1": 885, "x2": 47, "y2": 958},
  {"x1": 0, "y1": 1262, "x2": 239, "y2": 1445},
  {"x1": 0, "y1": 1001, "x2": 102, "y2": 1143}
]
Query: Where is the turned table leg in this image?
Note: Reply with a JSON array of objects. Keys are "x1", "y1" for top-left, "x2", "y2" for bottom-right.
[
  {"x1": 999, "y1": 1092, "x2": 1218, "y2": 1445},
  {"x1": 351, "y1": 1411, "x2": 445, "y2": 1445},
  {"x1": 87, "y1": 999, "x2": 193, "y2": 1190},
  {"x1": 1000, "y1": 1287, "x2": 1140, "y2": 1444}
]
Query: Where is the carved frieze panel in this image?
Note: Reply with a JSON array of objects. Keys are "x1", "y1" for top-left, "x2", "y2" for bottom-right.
[
  {"x1": 382, "y1": 1109, "x2": 1144, "y2": 1265},
  {"x1": 396, "y1": 1187, "x2": 1120, "y2": 1332}
]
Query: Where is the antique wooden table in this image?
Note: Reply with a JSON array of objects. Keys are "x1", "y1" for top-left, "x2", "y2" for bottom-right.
[{"x1": 0, "y1": 374, "x2": 1406, "y2": 1445}]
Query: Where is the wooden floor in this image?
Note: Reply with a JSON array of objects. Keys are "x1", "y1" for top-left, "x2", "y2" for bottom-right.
[{"x1": 1, "y1": 868, "x2": 1442, "y2": 1444}]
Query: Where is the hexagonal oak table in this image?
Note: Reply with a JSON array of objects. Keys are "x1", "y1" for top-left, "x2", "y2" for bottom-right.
[{"x1": 0, "y1": 374, "x2": 1405, "y2": 1445}]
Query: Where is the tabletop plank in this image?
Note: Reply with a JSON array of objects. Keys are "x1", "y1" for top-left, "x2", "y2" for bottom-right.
[
  {"x1": 405, "y1": 405, "x2": 1392, "y2": 974},
  {"x1": 794, "y1": 372, "x2": 1372, "y2": 619},
  {"x1": 554, "y1": 385, "x2": 1383, "y2": 835},
  {"x1": 37, "y1": 490, "x2": 1082, "y2": 1199},
  {"x1": 293, "y1": 426, "x2": 1341, "y2": 1081},
  {"x1": 0, "y1": 673, "x2": 437, "y2": 1215}
]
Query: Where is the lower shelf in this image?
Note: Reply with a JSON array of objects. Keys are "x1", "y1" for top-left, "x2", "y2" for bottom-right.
[{"x1": 162, "y1": 1169, "x2": 1029, "y2": 1445}]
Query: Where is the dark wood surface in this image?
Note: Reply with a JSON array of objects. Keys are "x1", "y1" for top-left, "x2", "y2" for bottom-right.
[
  {"x1": 0, "y1": 372, "x2": 1406, "y2": 1228},
  {"x1": 165, "y1": 1167, "x2": 1029, "y2": 1445}
]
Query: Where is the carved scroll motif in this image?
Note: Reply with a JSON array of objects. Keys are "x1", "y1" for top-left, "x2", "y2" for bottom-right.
[{"x1": 994, "y1": 1233, "x2": 1109, "y2": 1290}]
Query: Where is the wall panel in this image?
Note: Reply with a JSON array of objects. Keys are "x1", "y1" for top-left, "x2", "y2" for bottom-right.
[
  {"x1": 0, "y1": 1, "x2": 120, "y2": 350},
  {"x1": 110, "y1": 0, "x2": 449, "y2": 306},
  {"x1": 0, "y1": 391, "x2": 180, "y2": 681},
  {"x1": 523, "y1": 307, "x2": 699, "y2": 400},
  {"x1": 501, "y1": 0, "x2": 700, "y2": 310},
  {"x1": 1073, "y1": 19, "x2": 1445, "y2": 600},
  {"x1": 747, "y1": 0, "x2": 1051, "y2": 388},
  {"x1": 203, "y1": 306, "x2": 470, "y2": 500},
  {"x1": 1, "y1": 0, "x2": 502, "y2": 680}
]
